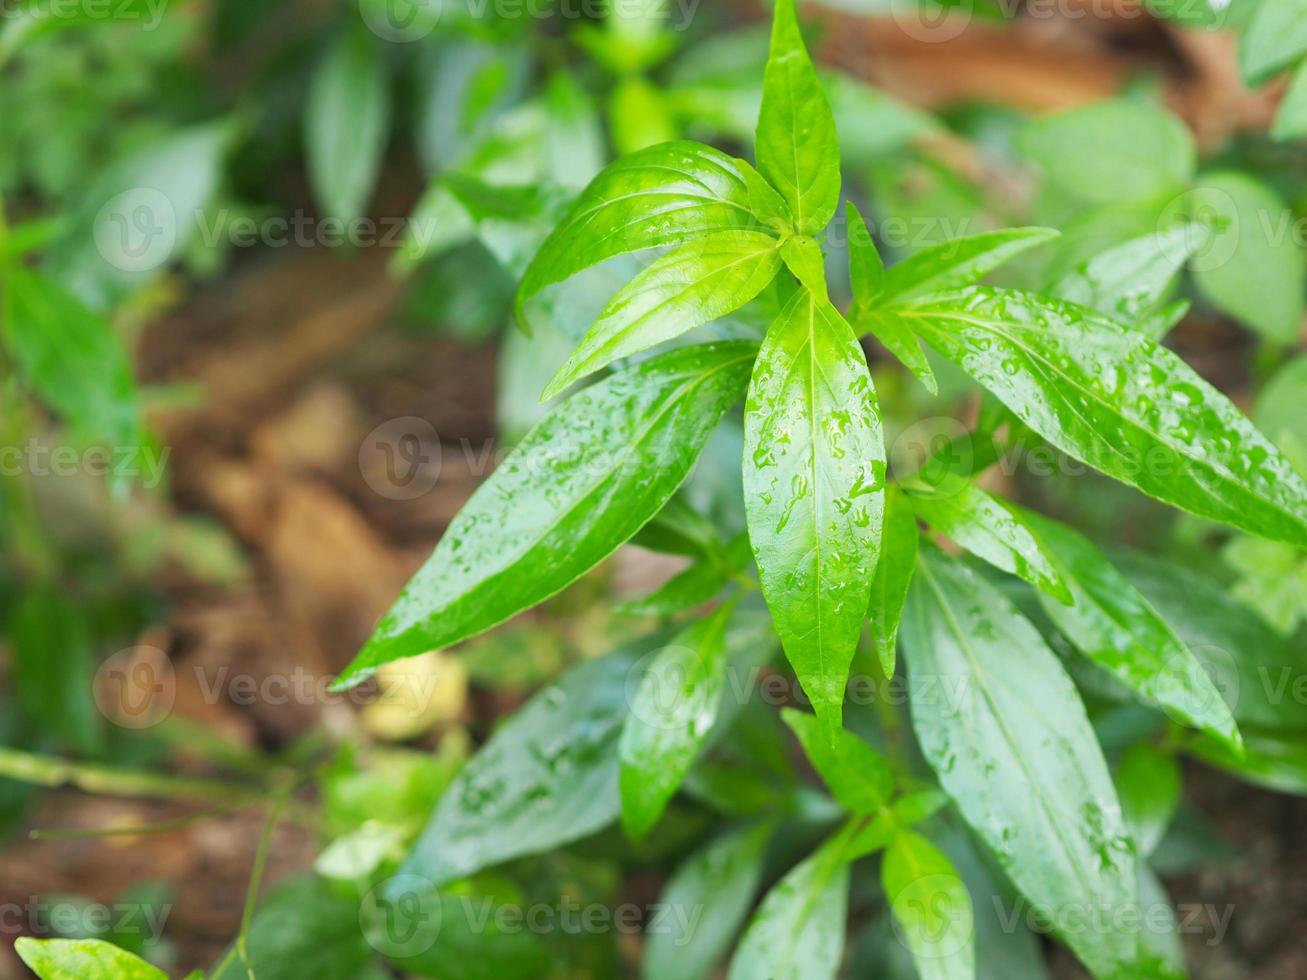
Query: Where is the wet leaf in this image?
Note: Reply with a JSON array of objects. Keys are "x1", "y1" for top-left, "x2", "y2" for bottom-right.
[
  {"x1": 781, "y1": 708, "x2": 892, "y2": 813},
  {"x1": 882, "y1": 830, "x2": 975, "y2": 980},
  {"x1": 901, "y1": 547, "x2": 1140, "y2": 977},
  {"x1": 743, "y1": 288, "x2": 885, "y2": 733},
  {"x1": 338, "y1": 342, "x2": 754, "y2": 687},
  {"x1": 876, "y1": 228, "x2": 1059, "y2": 307}
]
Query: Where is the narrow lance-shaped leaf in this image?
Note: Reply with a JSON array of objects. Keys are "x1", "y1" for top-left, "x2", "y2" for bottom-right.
[
  {"x1": 876, "y1": 228, "x2": 1059, "y2": 307},
  {"x1": 881, "y1": 286, "x2": 1307, "y2": 548},
  {"x1": 882, "y1": 830, "x2": 976, "y2": 980},
  {"x1": 620, "y1": 601, "x2": 737, "y2": 838},
  {"x1": 1017, "y1": 507, "x2": 1241, "y2": 749},
  {"x1": 905, "y1": 477, "x2": 1071, "y2": 603},
  {"x1": 901, "y1": 546, "x2": 1141, "y2": 977},
  {"x1": 1115, "y1": 742, "x2": 1182, "y2": 858},
  {"x1": 781, "y1": 707, "x2": 892, "y2": 813},
  {"x1": 337, "y1": 341, "x2": 754, "y2": 688},
  {"x1": 542, "y1": 230, "x2": 782, "y2": 399},
  {"x1": 754, "y1": 0, "x2": 840, "y2": 233},
  {"x1": 516, "y1": 141, "x2": 760, "y2": 327},
  {"x1": 743, "y1": 288, "x2": 886, "y2": 733},
  {"x1": 867, "y1": 486, "x2": 918, "y2": 678}
]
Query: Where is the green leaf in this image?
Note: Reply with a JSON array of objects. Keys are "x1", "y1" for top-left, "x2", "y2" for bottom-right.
[
  {"x1": 881, "y1": 830, "x2": 975, "y2": 980},
  {"x1": 609, "y1": 76, "x2": 679, "y2": 156},
  {"x1": 542, "y1": 230, "x2": 782, "y2": 399},
  {"x1": 1019, "y1": 509, "x2": 1241, "y2": 749},
  {"x1": 620, "y1": 603, "x2": 736, "y2": 838},
  {"x1": 1239, "y1": 0, "x2": 1307, "y2": 84},
  {"x1": 743, "y1": 288, "x2": 886, "y2": 732},
  {"x1": 1187, "y1": 727, "x2": 1307, "y2": 795},
  {"x1": 1185, "y1": 172, "x2": 1306, "y2": 343},
  {"x1": 337, "y1": 341, "x2": 754, "y2": 687},
  {"x1": 755, "y1": 0, "x2": 840, "y2": 233},
  {"x1": 779, "y1": 235, "x2": 827, "y2": 295},
  {"x1": 397, "y1": 645, "x2": 639, "y2": 886},
  {"x1": 846, "y1": 200, "x2": 885, "y2": 302},
  {"x1": 868, "y1": 487, "x2": 918, "y2": 677},
  {"x1": 741, "y1": 158, "x2": 791, "y2": 232},
  {"x1": 515, "y1": 142, "x2": 760, "y2": 328},
  {"x1": 15, "y1": 939, "x2": 165, "y2": 980},
  {"x1": 905, "y1": 478, "x2": 1071, "y2": 603},
  {"x1": 1050, "y1": 225, "x2": 1210, "y2": 338},
  {"x1": 885, "y1": 286, "x2": 1307, "y2": 548},
  {"x1": 1273, "y1": 61, "x2": 1307, "y2": 141},
  {"x1": 727, "y1": 832, "x2": 851, "y2": 980},
  {"x1": 1116, "y1": 742, "x2": 1181, "y2": 858},
  {"x1": 545, "y1": 69, "x2": 605, "y2": 190},
  {"x1": 1016, "y1": 99, "x2": 1195, "y2": 205},
  {"x1": 876, "y1": 228, "x2": 1059, "y2": 307},
  {"x1": 305, "y1": 26, "x2": 389, "y2": 223},
  {"x1": 1257, "y1": 354, "x2": 1307, "y2": 471},
  {"x1": 901, "y1": 547, "x2": 1139, "y2": 977},
  {"x1": 643, "y1": 823, "x2": 771, "y2": 980},
  {"x1": 781, "y1": 707, "x2": 893, "y2": 812},
  {"x1": 3, "y1": 266, "x2": 140, "y2": 449},
  {"x1": 7, "y1": 589, "x2": 99, "y2": 754},
  {"x1": 615, "y1": 560, "x2": 728, "y2": 617}
]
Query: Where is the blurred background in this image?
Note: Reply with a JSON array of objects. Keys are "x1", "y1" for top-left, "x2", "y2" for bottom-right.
[{"x1": 1, "y1": 0, "x2": 1305, "y2": 976}]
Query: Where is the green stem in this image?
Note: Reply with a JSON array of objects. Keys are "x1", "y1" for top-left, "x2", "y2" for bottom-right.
[
  {"x1": 30, "y1": 800, "x2": 256, "y2": 840},
  {"x1": 0, "y1": 747, "x2": 266, "y2": 804}
]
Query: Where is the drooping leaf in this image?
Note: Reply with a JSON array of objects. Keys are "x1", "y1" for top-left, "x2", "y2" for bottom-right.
[
  {"x1": 620, "y1": 603, "x2": 737, "y2": 838},
  {"x1": 1018, "y1": 509, "x2": 1241, "y2": 749},
  {"x1": 643, "y1": 822, "x2": 771, "y2": 980},
  {"x1": 901, "y1": 547, "x2": 1140, "y2": 977},
  {"x1": 754, "y1": 0, "x2": 840, "y2": 233},
  {"x1": 727, "y1": 832, "x2": 851, "y2": 980},
  {"x1": 867, "y1": 487, "x2": 918, "y2": 677},
  {"x1": 338, "y1": 342, "x2": 754, "y2": 687},
  {"x1": 305, "y1": 26, "x2": 390, "y2": 223},
  {"x1": 879, "y1": 286, "x2": 1307, "y2": 548},
  {"x1": 876, "y1": 227, "x2": 1059, "y2": 307},
  {"x1": 881, "y1": 830, "x2": 975, "y2": 980},
  {"x1": 1239, "y1": 0, "x2": 1307, "y2": 84},
  {"x1": 516, "y1": 142, "x2": 760, "y2": 327},
  {"x1": 542, "y1": 230, "x2": 781, "y2": 399},
  {"x1": 15, "y1": 939, "x2": 165, "y2": 980},
  {"x1": 1116, "y1": 742, "x2": 1182, "y2": 858},
  {"x1": 781, "y1": 708, "x2": 892, "y2": 812},
  {"x1": 743, "y1": 288, "x2": 886, "y2": 732}
]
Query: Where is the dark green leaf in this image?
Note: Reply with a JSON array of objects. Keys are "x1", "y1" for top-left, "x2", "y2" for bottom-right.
[
  {"x1": 876, "y1": 228, "x2": 1058, "y2": 307},
  {"x1": 1116, "y1": 742, "x2": 1181, "y2": 858},
  {"x1": 754, "y1": 0, "x2": 840, "y2": 233},
  {"x1": 305, "y1": 26, "x2": 389, "y2": 223},
  {"x1": 542, "y1": 231, "x2": 781, "y2": 399},
  {"x1": 886, "y1": 286, "x2": 1307, "y2": 548},
  {"x1": 1187, "y1": 727, "x2": 1307, "y2": 795},
  {"x1": 901, "y1": 547, "x2": 1140, "y2": 977},
  {"x1": 620, "y1": 603, "x2": 736, "y2": 838},
  {"x1": 1020, "y1": 510, "x2": 1241, "y2": 748},
  {"x1": 516, "y1": 142, "x2": 760, "y2": 328},
  {"x1": 868, "y1": 487, "x2": 918, "y2": 677},
  {"x1": 743, "y1": 288, "x2": 886, "y2": 732},
  {"x1": 781, "y1": 707, "x2": 893, "y2": 813},
  {"x1": 7, "y1": 589, "x2": 99, "y2": 754},
  {"x1": 882, "y1": 830, "x2": 975, "y2": 980},
  {"x1": 643, "y1": 823, "x2": 771, "y2": 980},
  {"x1": 338, "y1": 342, "x2": 754, "y2": 687},
  {"x1": 16, "y1": 938, "x2": 165, "y2": 980}
]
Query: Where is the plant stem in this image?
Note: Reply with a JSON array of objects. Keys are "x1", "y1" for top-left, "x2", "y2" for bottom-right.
[{"x1": 0, "y1": 747, "x2": 266, "y2": 804}]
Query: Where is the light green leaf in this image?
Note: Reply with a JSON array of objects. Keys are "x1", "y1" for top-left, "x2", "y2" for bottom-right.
[
  {"x1": 545, "y1": 69, "x2": 605, "y2": 190},
  {"x1": 1020, "y1": 509, "x2": 1241, "y2": 748},
  {"x1": 781, "y1": 708, "x2": 893, "y2": 813},
  {"x1": 620, "y1": 603, "x2": 736, "y2": 837},
  {"x1": 305, "y1": 26, "x2": 390, "y2": 223},
  {"x1": 1239, "y1": 0, "x2": 1307, "y2": 84},
  {"x1": 610, "y1": 76, "x2": 679, "y2": 155},
  {"x1": 1134, "y1": 863, "x2": 1187, "y2": 979},
  {"x1": 1185, "y1": 172, "x2": 1305, "y2": 343},
  {"x1": 1050, "y1": 225, "x2": 1210, "y2": 337},
  {"x1": 1272, "y1": 61, "x2": 1307, "y2": 141},
  {"x1": 846, "y1": 200, "x2": 885, "y2": 301},
  {"x1": 3, "y1": 266, "x2": 140, "y2": 449},
  {"x1": 727, "y1": 832, "x2": 851, "y2": 980},
  {"x1": 516, "y1": 141, "x2": 759, "y2": 327},
  {"x1": 882, "y1": 830, "x2": 975, "y2": 980},
  {"x1": 885, "y1": 286, "x2": 1307, "y2": 548},
  {"x1": 615, "y1": 560, "x2": 728, "y2": 617},
  {"x1": 1116, "y1": 742, "x2": 1181, "y2": 858},
  {"x1": 1257, "y1": 353, "x2": 1307, "y2": 470},
  {"x1": 868, "y1": 487, "x2": 918, "y2": 677},
  {"x1": 877, "y1": 227, "x2": 1059, "y2": 307},
  {"x1": 542, "y1": 230, "x2": 781, "y2": 399},
  {"x1": 901, "y1": 547, "x2": 1140, "y2": 977},
  {"x1": 779, "y1": 234, "x2": 827, "y2": 294},
  {"x1": 906, "y1": 477, "x2": 1071, "y2": 603},
  {"x1": 741, "y1": 157, "x2": 791, "y2": 232},
  {"x1": 743, "y1": 288, "x2": 886, "y2": 732},
  {"x1": 338, "y1": 341, "x2": 754, "y2": 687},
  {"x1": 16, "y1": 939, "x2": 165, "y2": 980},
  {"x1": 1016, "y1": 99, "x2": 1195, "y2": 205},
  {"x1": 643, "y1": 823, "x2": 771, "y2": 980},
  {"x1": 755, "y1": 0, "x2": 840, "y2": 233}
]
